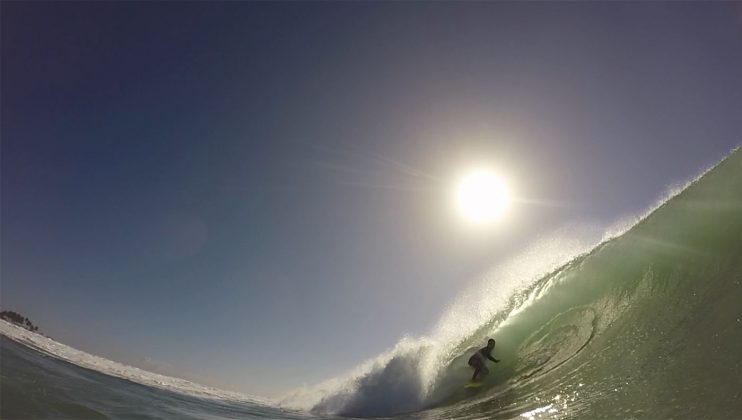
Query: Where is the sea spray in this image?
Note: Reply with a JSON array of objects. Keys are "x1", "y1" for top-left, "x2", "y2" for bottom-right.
[
  {"x1": 3, "y1": 149, "x2": 740, "y2": 419},
  {"x1": 278, "y1": 227, "x2": 606, "y2": 415},
  {"x1": 279, "y1": 148, "x2": 742, "y2": 418}
]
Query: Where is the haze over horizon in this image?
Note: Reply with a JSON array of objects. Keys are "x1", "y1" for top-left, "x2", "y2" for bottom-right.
[{"x1": 2, "y1": 2, "x2": 741, "y2": 397}]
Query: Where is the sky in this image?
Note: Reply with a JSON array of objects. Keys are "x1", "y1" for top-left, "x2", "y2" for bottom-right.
[{"x1": 2, "y1": 2, "x2": 741, "y2": 397}]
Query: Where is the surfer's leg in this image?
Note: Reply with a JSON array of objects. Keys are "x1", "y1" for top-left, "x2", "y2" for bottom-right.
[
  {"x1": 473, "y1": 365, "x2": 489, "y2": 381},
  {"x1": 470, "y1": 358, "x2": 483, "y2": 381}
]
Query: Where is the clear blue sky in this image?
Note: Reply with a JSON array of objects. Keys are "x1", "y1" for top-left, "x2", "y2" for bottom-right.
[{"x1": 2, "y1": 2, "x2": 740, "y2": 396}]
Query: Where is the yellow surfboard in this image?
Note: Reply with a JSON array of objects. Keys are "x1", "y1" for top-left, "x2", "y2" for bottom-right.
[{"x1": 464, "y1": 381, "x2": 483, "y2": 388}]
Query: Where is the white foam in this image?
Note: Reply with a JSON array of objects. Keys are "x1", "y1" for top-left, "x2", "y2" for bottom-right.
[
  {"x1": 0, "y1": 320, "x2": 269, "y2": 405},
  {"x1": 278, "y1": 148, "x2": 739, "y2": 415},
  {"x1": 278, "y1": 225, "x2": 602, "y2": 413}
]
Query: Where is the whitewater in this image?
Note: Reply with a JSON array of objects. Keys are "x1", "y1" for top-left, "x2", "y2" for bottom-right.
[{"x1": 2, "y1": 148, "x2": 741, "y2": 419}]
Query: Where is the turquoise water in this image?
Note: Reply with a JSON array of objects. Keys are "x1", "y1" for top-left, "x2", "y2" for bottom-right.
[{"x1": 2, "y1": 149, "x2": 741, "y2": 419}]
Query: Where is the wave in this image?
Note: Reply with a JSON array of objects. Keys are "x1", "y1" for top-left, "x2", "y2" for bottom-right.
[
  {"x1": 280, "y1": 147, "x2": 742, "y2": 418},
  {"x1": 3, "y1": 148, "x2": 739, "y2": 419},
  {"x1": 0, "y1": 320, "x2": 269, "y2": 406}
]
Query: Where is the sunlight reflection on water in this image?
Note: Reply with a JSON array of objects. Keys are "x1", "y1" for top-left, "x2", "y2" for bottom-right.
[{"x1": 520, "y1": 403, "x2": 557, "y2": 419}]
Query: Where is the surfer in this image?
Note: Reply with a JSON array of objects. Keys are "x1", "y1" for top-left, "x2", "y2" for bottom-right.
[{"x1": 468, "y1": 338, "x2": 500, "y2": 382}]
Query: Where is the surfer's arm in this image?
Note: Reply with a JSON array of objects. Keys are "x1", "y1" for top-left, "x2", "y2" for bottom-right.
[
  {"x1": 479, "y1": 348, "x2": 500, "y2": 363},
  {"x1": 487, "y1": 355, "x2": 500, "y2": 363}
]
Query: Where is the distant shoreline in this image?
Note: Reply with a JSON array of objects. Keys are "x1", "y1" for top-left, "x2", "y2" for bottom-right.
[{"x1": 0, "y1": 310, "x2": 44, "y2": 336}]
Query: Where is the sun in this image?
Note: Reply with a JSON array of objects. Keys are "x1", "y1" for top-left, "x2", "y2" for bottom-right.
[{"x1": 455, "y1": 169, "x2": 510, "y2": 224}]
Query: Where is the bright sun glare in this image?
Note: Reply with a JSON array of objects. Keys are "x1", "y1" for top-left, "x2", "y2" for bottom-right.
[{"x1": 455, "y1": 169, "x2": 510, "y2": 225}]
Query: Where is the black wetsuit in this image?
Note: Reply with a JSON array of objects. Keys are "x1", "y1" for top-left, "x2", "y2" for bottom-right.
[
  {"x1": 468, "y1": 345, "x2": 498, "y2": 381},
  {"x1": 469, "y1": 346, "x2": 497, "y2": 366}
]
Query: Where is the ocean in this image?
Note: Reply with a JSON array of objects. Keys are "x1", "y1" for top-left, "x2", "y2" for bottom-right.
[{"x1": 2, "y1": 148, "x2": 741, "y2": 419}]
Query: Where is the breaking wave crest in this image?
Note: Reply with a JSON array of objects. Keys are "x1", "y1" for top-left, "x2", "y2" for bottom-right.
[{"x1": 280, "y1": 148, "x2": 742, "y2": 419}]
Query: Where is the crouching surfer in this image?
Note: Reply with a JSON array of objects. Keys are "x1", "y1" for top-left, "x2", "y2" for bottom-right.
[{"x1": 468, "y1": 338, "x2": 500, "y2": 383}]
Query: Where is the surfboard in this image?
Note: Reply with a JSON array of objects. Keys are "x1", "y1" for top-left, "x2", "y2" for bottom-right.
[{"x1": 464, "y1": 381, "x2": 483, "y2": 388}]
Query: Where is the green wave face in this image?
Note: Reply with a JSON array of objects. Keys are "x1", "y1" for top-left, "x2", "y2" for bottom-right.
[
  {"x1": 306, "y1": 150, "x2": 741, "y2": 419},
  {"x1": 420, "y1": 149, "x2": 742, "y2": 419}
]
